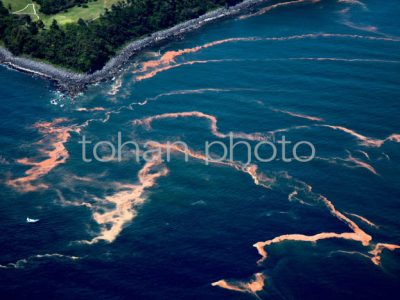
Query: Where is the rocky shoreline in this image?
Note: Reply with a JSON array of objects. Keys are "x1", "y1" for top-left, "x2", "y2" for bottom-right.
[{"x1": 0, "y1": 0, "x2": 269, "y2": 94}]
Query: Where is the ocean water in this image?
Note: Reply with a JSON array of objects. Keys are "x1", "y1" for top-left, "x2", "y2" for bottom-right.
[{"x1": 1, "y1": 0, "x2": 399, "y2": 299}]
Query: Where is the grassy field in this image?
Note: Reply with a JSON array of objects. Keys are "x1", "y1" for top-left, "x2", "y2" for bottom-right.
[
  {"x1": 40, "y1": 0, "x2": 121, "y2": 26},
  {"x1": 2, "y1": 0, "x2": 121, "y2": 27},
  {"x1": 2, "y1": 0, "x2": 31, "y2": 12}
]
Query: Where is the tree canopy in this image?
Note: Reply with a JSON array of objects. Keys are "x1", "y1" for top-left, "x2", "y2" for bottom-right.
[{"x1": 0, "y1": 0, "x2": 242, "y2": 72}]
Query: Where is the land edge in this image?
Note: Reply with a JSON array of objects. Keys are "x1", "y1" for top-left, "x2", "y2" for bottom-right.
[{"x1": 0, "y1": 0, "x2": 269, "y2": 94}]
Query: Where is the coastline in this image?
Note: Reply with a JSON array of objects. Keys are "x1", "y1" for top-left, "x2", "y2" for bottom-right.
[{"x1": 0, "y1": 0, "x2": 270, "y2": 94}]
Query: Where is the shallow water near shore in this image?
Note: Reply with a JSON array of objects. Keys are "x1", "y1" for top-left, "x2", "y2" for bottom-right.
[{"x1": 1, "y1": 0, "x2": 400, "y2": 299}]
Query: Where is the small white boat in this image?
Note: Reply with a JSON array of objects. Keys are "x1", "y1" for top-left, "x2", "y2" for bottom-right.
[{"x1": 26, "y1": 217, "x2": 40, "y2": 223}]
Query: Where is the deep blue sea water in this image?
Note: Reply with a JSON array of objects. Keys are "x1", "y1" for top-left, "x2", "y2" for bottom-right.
[{"x1": 1, "y1": 0, "x2": 399, "y2": 299}]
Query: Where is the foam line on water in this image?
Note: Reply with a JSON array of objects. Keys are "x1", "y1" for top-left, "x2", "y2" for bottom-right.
[
  {"x1": 133, "y1": 32, "x2": 400, "y2": 81},
  {"x1": 0, "y1": 253, "x2": 80, "y2": 270},
  {"x1": 322, "y1": 125, "x2": 400, "y2": 147},
  {"x1": 134, "y1": 39, "x2": 261, "y2": 74},
  {"x1": 313, "y1": 154, "x2": 378, "y2": 176},
  {"x1": 139, "y1": 34, "x2": 400, "y2": 70},
  {"x1": 136, "y1": 56, "x2": 400, "y2": 81},
  {"x1": 285, "y1": 57, "x2": 400, "y2": 63},
  {"x1": 225, "y1": 124, "x2": 400, "y2": 150},
  {"x1": 329, "y1": 247, "x2": 400, "y2": 268},
  {"x1": 146, "y1": 141, "x2": 276, "y2": 189},
  {"x1": 240, "y1": 0, "x2": 321, "y2": 20},
  {"x1": 342, "y1": 19, "x2": 378, "y2": 34},
  {"x1": 329, "y1": 249, "x2": 371, "y2": 259},
  {"x1": 135, "y1": 113, "x2": 398, "y2": 161},
  {"x1": 337, "y1": 0, "x2": 367, "y2": 10},
  {"x1": 75, "y1": 88, "x2": 254, "y2": 134},
  {"x1": 55, "y1": 189, "x2": 93, "y2": 208},
  {"x1": 345, "y1": 212, "x2": 378, "y2": 228},
  {"x1": 138, "y1": 33, "x2": 398, "y2": 74},
  {"x1": 108, "y1": 77, "x2": 123, "y2": 96},
  {"x1": 355, "y1": 150, "x2": 370, "y2": 160},
  {"x1": 271, "y1": 108, "x2": 325, "y2": 121},
  {"x1": 267, "y1": 125, "x2": 314, "y2": 135},
  {"x1": 133, "y1": 88, "x2": 257, "y2": 106},
  {"x1": 111, "y1": 88, "x2": 253, "y2": 113},
  {"x1": 134, "y1": 111, "x2": 269, "y2": 141},
  {"x1": 345, "y1": 152, "x2": 379, "y2": 175}
]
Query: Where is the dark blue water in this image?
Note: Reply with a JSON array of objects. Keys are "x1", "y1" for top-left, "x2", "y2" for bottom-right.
[{"x1": 1, "y1": 0, "x2": 399, "y2": 299}]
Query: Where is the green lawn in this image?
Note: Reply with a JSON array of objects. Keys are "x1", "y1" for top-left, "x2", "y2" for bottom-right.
[
  {"x1": 40, "y1": 0, "x2": 121, "y2": 27},
  {"x1": 2, "y1": 0, "x2": 31, "y2": 12},
  {"x1": 2, "y1": 0, "x2": 121, "y2": 27}
]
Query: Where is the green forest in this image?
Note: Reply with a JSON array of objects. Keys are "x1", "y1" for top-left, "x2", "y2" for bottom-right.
[{"x1": 0, "y1": 0, "x2": 242, "y2": 72}]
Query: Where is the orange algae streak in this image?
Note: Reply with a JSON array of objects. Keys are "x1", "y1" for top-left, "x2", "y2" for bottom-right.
[
  {"x1": 135, "y1": 59, "x2": 235, "y2": 81},
  {"x1": 323, "y1": 125, "x2": 400, "y2": 147},
  {"x1": 146, "y1": 141, "x2": 242, "y2": 170},
  {"x1": 254, "y1": 232, "x2": 363, "y2": 260},
  {"x1": 134, "y1": 36, "x2": 264, "y2": 81},
  {"x1": 369, "y1": 243, "x2": 400, "y2": 266},
  {"x1": 136, "y1": 38, "x2": 257, "y2": 74},
  {"x1": 146, "y1": 141, "x2": 276, "y2": 191},
  {"x1": 136, "y1": 33, "x2": 400, "y2": 75},
  {"x1": 134, "y1": 111, "x2": 268, "y2": 141},
  {"x1": 387, "y1": 134, "x2": 400, "y2": 143},
  {"x1": 319, "y1": 195, "x2": 372, "y2": 246},
  {"x1": 82, "y1": 154, "x2": 168, "y2": 244},
  {"x1": 253, "y1": 195, "x2": 372, "y2": 263},
  {"x1": 134, "y1": 33, "x2": 400, "y2": 81},
  {"x1": 7, "y1": 118, "x2": 75, "y2": 192},
  {"x1": 212, "y1": 273, "x2": 266, "y2": 298},
  {"x1": 76, "y1": 107, "x2": 106, "y2": 112},
  {"x1": 147, "y1": 141, "x2": 212, "y2": 161},
  {"x1": 346, "y1": 213, "x2": 378, "y2": 228}
]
